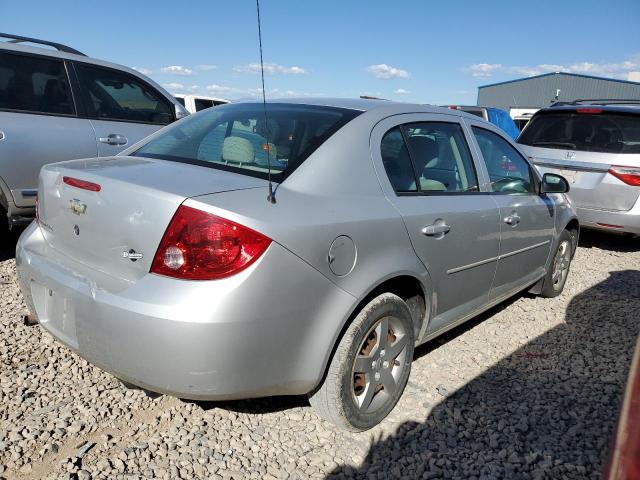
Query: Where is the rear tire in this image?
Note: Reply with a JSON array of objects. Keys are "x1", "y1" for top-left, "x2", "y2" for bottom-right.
[
  {"x1": 309, "y1": 293, "x2": 414, "y2": 431},
  {"x1": 540, "y1": 229, "x2": 574, "y2": 298}
]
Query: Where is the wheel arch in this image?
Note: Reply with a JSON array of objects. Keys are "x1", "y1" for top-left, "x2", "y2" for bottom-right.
[{"x1": 312, "y1": 273, "x2": 430, "y2": 394}]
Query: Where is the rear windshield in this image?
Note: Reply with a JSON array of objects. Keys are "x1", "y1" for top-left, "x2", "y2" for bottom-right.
[
  {"x1": 518, "y1": 110, "x2": 640, "y2": 154},
  {"x1": 134, "y1": 103, "x2": 361, "y2": 181}
]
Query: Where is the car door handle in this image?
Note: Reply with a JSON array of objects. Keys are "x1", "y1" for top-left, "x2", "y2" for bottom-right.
[
  {"x1": 422, "y1": 223, "x2": 451, "y2": 236},
  {"x1": 504, "y1": 213, "x2": 521, "y2": 226},
  {"x1": 98, "y1": 134, "x2": 128, "y2": 146},
  {"x1": 0, "y1": 130, "x2": 5, "y2": 141}
]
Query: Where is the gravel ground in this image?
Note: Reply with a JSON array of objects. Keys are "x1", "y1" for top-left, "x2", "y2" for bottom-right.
[{"x1": 1, "y1": 230, "x2": 639, "y2": 480}]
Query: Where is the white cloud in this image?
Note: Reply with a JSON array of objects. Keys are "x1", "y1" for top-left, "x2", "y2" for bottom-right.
[
  {"x1": 467, "y1": 54, "x2": 640, "y2": 80},
  {"x1": 394, "y1": 88, "x2": 411, "y2": 95},
  {"x1": 366, "y1": 64, "x2": 410, "y2": 79},
  {"x1": 132, "y1": 66, "x2": 153, "y2": 75},
  {"x1": 233, "y1": 63, "x2": 306, "y2": 75},
  {"x1": 205, "y1": 84, "x2": 236, "y2": 94},
  {"x1": 160, "y1": 65, "x2": 194, "y2": 76},
  {"x1": 627, "y1": 71, "x2": 640, "y2": 82},
  {"x1": 162, "y1": 82, "x2": 185, "y2": 91},
  {"x1": 467, "y1": 63, "x2": 503, "y2": 79},
  {"x1": 196, "y1": 64, "x2": 217, "y2": 71}
]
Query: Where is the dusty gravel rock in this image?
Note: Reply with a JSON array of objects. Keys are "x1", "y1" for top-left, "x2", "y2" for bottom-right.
[{"x1": 1, "y1": 230, "x2": 639, "y2": 479}]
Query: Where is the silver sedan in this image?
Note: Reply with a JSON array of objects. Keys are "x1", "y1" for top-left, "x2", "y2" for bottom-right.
[{"x1": 17, "y1": 99, "x2": 579, "y2": 431}]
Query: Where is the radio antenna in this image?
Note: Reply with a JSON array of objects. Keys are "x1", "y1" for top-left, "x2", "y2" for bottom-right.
[{"x1": 256, "y1": 0, "x2": 276, "y2": 204}]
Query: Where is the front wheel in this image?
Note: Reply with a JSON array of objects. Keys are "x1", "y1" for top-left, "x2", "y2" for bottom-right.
[
  {"x1": 540, "y1": 229, "x2": 574, "y2": 298},
  {"x1": 309, "y1": 293, "x2": 415, "y2": 431}
]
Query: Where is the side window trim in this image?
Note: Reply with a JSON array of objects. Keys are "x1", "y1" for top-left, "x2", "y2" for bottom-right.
[
  {"x1": 470, "y1": 124, "x2": 539, "y2": 195},
  {"x1": 0, "y1": 50, "x2": 78, "y2": 118},
  {"x1": 73, "y1": 61, "x2": 175, "y2": 125}
]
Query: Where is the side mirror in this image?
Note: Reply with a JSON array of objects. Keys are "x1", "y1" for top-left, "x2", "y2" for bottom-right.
[
  {"x1": 175, "y1": 104, "x2": 189, "y2": 120},
  {"x1": 540, "y1": 173, "x2": 570, "y2": 194}
]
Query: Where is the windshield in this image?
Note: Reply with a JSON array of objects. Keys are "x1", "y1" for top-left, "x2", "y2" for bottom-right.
[
  {"x1": 134, "y1": 103, "x2": 361, "y2": 181},
  {"x1": 518, "y1": 110, "x2": 640, "y2": 154}
]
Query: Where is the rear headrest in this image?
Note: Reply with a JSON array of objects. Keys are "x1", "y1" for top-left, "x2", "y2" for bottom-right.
[
  {"x1": 222, "y1": 137, "x2": 255, "y2": 164},
  {"x1": 408, "y1": 136, "x2": 438, "y2": 170}
]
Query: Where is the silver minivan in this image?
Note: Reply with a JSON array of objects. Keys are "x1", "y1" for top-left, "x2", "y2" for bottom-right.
[
  {"x1": 0, "y1": 33, "x2": 188, "y2": 230},
  {"x1": 518, "y1": 101, "x2": 640, "y2": 235}
]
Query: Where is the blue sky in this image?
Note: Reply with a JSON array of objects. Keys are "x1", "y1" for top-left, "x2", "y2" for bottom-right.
[{"x1": 4, "y1": 0, "x2": 640, "y2": 104}]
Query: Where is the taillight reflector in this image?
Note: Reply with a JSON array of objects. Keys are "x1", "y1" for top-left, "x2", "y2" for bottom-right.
[
  {"x1": 576, "y1": 108, "x2": 602, "y2": 114},
  {"x1": 63, "y1": 176, "x2": 101, "y2": 192},
  {"x1": 609, "y1": 166, "x2": 640, "y2": 186},
  {"x1": 597, "y1": 223, "x2": 624, "y2": 229},
  {"x1": 150, "y1": 205, "x2": 272, "y2": 280}
]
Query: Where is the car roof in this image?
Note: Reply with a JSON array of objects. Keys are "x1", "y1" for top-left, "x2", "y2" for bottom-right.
[{"x1": 237, "y1": 97, "x2": 485, "y2": 120}]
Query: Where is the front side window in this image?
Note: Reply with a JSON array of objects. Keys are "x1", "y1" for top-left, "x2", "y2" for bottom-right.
[
  {"x1": 473, "y1": 127, "x2": 534, "y2": 194},
  {"x1": 0, "y1": 52, "x2": 74, "y2": 115},
  {"x1": 75, "y1": 64, "x2": 173, "y2": 125},
  {"x1": 134, "y1": 103, "x2": 361, "y2": 181}
]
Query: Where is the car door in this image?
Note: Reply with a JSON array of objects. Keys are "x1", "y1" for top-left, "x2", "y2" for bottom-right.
[
  {"x1": 467, "y1": 122, "x2": 555, "y2": 300},
  {"x1": 72, "y1": 63, "x2": 174, "y2": 156},
  {"x1": 371, "y1": 114, "x2": 501, "y2": 334},
  {"x1": 0, "y1": 51, "x2": 96, "y2": 209}
]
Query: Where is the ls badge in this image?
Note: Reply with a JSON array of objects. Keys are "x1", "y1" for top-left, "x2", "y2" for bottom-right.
[
  {"x1": 68, "y1": 198, "x2": 87, "y2": 215},
  {"x1": 123, "y1": 249, "x2": 143, "y2": 262}
]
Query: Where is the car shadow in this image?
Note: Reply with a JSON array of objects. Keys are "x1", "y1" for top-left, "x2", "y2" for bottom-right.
[
  {"x1": 0, "y1": 227, "x2": 23, "y2": 262},
  {"x1": 326, "y1": 269, "x2": 640, "y2": 479},
  {"x1": 578, "y1": 229, "x2": 639, "y2": 252}
]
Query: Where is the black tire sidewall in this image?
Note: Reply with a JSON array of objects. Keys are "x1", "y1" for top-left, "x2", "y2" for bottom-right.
[
  {"x1": 543, "y1": 230, "x2": 573, "y2": 297},
  {"x1": 337, "y1": 295, "x2": 414, "y2": 431}
]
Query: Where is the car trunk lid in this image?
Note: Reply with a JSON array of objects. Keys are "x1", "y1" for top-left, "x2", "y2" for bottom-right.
[{"x1": 37, "y1": 156, "x2": 267, "y2": 282}]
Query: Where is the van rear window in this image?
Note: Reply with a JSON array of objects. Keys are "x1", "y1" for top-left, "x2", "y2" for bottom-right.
[
  {"x1": 134, "y1": 103, "x2": 361, "y2": 181},
  {"x1": 518, "y1": 110, "x2": 640, "y2": 154}
]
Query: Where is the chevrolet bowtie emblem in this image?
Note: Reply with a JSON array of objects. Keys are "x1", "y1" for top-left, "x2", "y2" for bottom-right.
[{"x1": 68, "y1": 199, "x2": 87, "y2": 215}]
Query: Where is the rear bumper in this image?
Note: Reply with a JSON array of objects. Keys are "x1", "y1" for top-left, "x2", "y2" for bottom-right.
[
  {"x1": 16, "y1": 222, "x2": 356, "y2": 400},
  {"x1": 577, "y1": 204, "x2": 640, "y2": 235}
]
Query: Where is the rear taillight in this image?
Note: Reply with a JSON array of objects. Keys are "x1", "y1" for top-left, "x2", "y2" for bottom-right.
[
  {"x1": 150, "y1": 205, "x2": 271, "y2": 280},
  {"x1": 63, "y1": 176, "x2": 101, "y2": 192},
  {"x1": 609, "y1": 166, "x2": 640, "y2": 186}
]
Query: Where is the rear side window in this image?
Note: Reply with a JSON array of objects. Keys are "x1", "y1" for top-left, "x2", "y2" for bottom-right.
[
  {"x1": 194, "y1": 98, "x2": 214, "y2": 111},
  {"x1": 0, "y1": 52, "x2": 74, "y2": 115},
  {"x1": 381, "y1": 122, "x2": 479, "y2": 193},
  {"x1": 381, "y1": 127, "x2": 417, "y2": 192},
  {"x1": 134, "y1": 103, "x2": 361, "y2": 181},
  {"x1": 175, "y1": 97, "x2": 185, "y2": 107},
  {"x1": 75, "y1": 64, "x2": 173, "y2": 125},
  {"x1": 518, "y1": 110, "x2": 640, "y2": 154},
  {"x1": 473, "y1": 127, "x2": 534, "y2": 194}
]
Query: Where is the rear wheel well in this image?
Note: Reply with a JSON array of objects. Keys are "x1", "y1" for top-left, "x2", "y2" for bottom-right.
[
  {"x1": 565, "y1": 219, "x2": 580, "y2": 255},
  {"x1": 316, "y1": 276, "x2": 427, "y2": 392}
]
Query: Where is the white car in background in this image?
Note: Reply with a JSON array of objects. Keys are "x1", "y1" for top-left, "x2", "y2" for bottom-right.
[{"x1": 174, "y1": 94, "x2": 229, "y2": 113}]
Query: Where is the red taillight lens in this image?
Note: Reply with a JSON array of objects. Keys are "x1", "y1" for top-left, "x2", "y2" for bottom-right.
[
  {"x1": 576, "y1": 108, "x2": 602, "y2": 114},
  {"x1": 609, "y1": 166, "x2": 640, "y2": 186},
  {"x1": 150, "y1": 205, "x2": 272, "y2": 280},
  {"x1": 63, "y1": 176, "x2": 101, "y2": 192}
]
